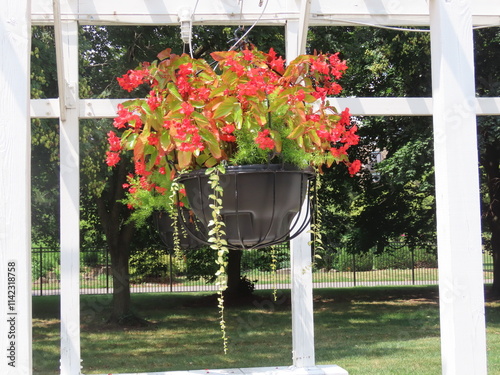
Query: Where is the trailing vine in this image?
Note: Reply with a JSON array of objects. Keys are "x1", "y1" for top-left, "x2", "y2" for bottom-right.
[
  {"x1": 309, "y1": 173, "x2": 324, "y2": 262},
  {"x1": 169, "y1": 175, "x2": 184, "y2": 260},
  {"x1": 206, "y1": 164, "x2": 229, "y2": 353},
  {"x1": 270, "y1": 245, "x2": 278, "y2": 301}
]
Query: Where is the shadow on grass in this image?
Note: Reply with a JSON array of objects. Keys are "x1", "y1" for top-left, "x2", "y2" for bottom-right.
[{"x1": 32, "y1": 286, "x2": 500, "y2": 375}]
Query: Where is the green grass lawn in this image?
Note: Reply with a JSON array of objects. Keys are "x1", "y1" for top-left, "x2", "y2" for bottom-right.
[{"x1": 32, "y1": 286, "x2": 500, "y2": 375}]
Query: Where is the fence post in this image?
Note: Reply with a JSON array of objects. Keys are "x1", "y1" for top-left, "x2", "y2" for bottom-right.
[
  {"x1": 411, "y1": 246, "x2": 415, "y2": 285},
  {"x1": 39, "y1": 247, "x2": 43, "y2": 296},
  {"x1": 169, "y1": 252, "x2": 173, "y2": 293},
  {"x1": 352, "y1": 253, "x2": 356, "y2": 287},
  {"x1": 106, "y1": 247, "x2": 110, "y2": 294}
]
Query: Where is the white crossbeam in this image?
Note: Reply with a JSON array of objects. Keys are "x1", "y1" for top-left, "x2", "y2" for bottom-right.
[
  {"x1": 29, "y1": 97, "x2": 500, "y2": 118},
  {"x1": 30, "y1": 0, "x2": 500, "y2": 26}
]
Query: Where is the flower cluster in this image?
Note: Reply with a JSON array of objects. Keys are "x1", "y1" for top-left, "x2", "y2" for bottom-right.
[{"x1": 107, "y1": 47, "x2": 360, "y2": 210}]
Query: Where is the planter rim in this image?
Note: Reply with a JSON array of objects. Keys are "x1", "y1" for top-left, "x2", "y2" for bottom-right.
[{"x1": 178, "y1": 163, "x2": 315, "y2": 180}]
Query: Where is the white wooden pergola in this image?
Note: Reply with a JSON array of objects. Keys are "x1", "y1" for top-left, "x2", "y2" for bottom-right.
[{"x1": 1, "y1": 1, "x2": 499, "y2": 374}]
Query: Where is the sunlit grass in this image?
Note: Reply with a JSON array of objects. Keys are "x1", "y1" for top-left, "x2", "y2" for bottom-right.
[{"x1": 32, "y1": 286, "x2": 500, "y2": 375}]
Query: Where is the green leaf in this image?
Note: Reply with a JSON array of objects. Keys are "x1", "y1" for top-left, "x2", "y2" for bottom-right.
[
  {"x1": 167, "y1": 82, "x2": 183, "y2": 102},
  {"x1": 160, "y1": 132, "x2": 171, "y2": 150},
  {"x1": 199, "y1": 128, "x2": 222, "y2": 159},
  {"x1": 177, "y1": 150, "x2": 192, "y2": 169},
  {"x1": 213, "y1": 97, "x2": 237, "y2": 119},
  {"x1": 288, "y1": 124, "x2": 306, "y2": 139}
]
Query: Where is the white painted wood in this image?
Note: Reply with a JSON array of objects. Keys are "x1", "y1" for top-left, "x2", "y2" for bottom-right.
[
  {"x1": 56, "y1": 0, "x2": 82, "y2": 374},
  {"x1": 30, "y1": 0, "x2": 500, "y2": 26},
  {"x1": 89, "y1": 365, "x2": 348, "y2": 375},
  {"x1": 0, "y1": 1, "x2": 33, "y2": 375},
  {"x1": 53, "y1": 0, "x2": 67, "y2": 121},
  {"x1": 287, "y1": 19, "x2": 316, "y2": 369},
  {"x1": 297, "y1": 0, "x2": 312, "y2": 55},
  {"x1": 429, "y1": 1, "x2": 487, "y2": 374},
  {"x1": 21, "y1": 1, "x2": 491, "y2": 374},
  {"x1": 30, "y1": 97, "x2": 500, "y2": 118}
]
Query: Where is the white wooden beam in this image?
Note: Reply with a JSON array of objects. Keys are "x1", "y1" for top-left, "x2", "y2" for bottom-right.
[
  {"x1": 429, "y1": 1, "x2": 487, "y2": 374},
  {"x1": 29, "y1": 97, "x2": 500, "y2": 118},
  {"x1": 56, "y1": 0, "x2": 82, "y2": 374},
  {"x1": 30, "y1": 0, "x2": 500, "y2": 26},
  {"x1": 53, "y1": 0, "x2": 68, "y2": 121},
  {"x1": 0, "y1": 1, "x2": 33, "y2": 375},
  {"x1": 297, "y1": 0, "x2": 312, "y2": 55}
]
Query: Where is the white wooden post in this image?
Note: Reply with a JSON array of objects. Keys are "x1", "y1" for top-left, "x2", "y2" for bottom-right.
[
  {"x1": 0, "y1": 1, "x2": 33, "y2": 375},
  {"x1": 55, "y1": 0, "x2": 81, "y2": 373},
  {"x1": 429, "y1": 1, "x2": 488, "y2": 374},
  {"x1": 286, "y1": 8, "x2": 347, "y2": 373},
  {"x1": 286, "y1": 14, "x2": 316, "y2": 369}
]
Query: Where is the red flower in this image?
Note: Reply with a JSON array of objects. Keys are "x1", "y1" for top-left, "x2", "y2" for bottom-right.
[
  {"x1": 221, "y1": 134, "x2": 236, "y2": 142},
  {"x1": 147, "y1": 91, "x2": 161, "y2": 111},
  {"x1": 312, "y1": 87, "x2": 328, "y2": 101},
  {"x1": 180, "y1": 102, "x2": 195, "y2": 117},
  {"x1": 178, "y1": 62, "x2": 193, "y2": 76},
  {"x1": 329, "y1": 53, "x2": 348, "y2": 79},
  {"x1": 222, "y1": 124, "x2": 235, "y2": 134},
  {"x1": 342, "y1": 125, "x2": 359, "y2": 146},
  {"x1": 105, "y1": 151, "x2": 120, "y2": 167},
  {"x1": 225, "y1": 57, "x2": 245, "y2": 76},
  {"x1": 348, "y1": 160, "x2": 361, "y2": 176},
  {"x1": 147, "y1": 134, "x2": 159, "y2": 146},
  {"x1": 113, "y1": 104, "x2": 142, "y2": 129},
  {"x1": 330, "y1": 145, "x2": 347, "y2": 158},
  {"x1": 310, "y1": 58, "x2": 329, "y2": 75},
  {"x1": 135, "y1": 160, "x2": 151, "y2": 176},
  {"x1": 242, "y1": 50, "x2": 254, "y2": 62},
  {"x1": 339, "y1": 108, "x2": 351, "y2": 126},
  {"x1": 255, "y1": 129, "x2": 275, "y2": 150},
  {"x1": 107, "y1": 131, "x2": 122, "y2": 151},
  {"x1": 268, "y1": 48, "x2": 285, "y2": 74},
  {"x1": 116, "y1": 69, "x2": 148, "y2": 92}
]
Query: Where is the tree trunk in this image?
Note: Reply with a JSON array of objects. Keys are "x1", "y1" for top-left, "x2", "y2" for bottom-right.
[
  {"x1": 491, "y1": 229, "x2": 500, "y2": 296},
  {"x1": 482, "y1": 144, "x2": 500, "y2": 296},
  {"x1": 225, "y1": 249, "x2": 243, "y2": 297},
  {"x1": 96, "y1": 161, "x2": 149, "y2": 325},
  {"x1": 108, "y1": 239, "x2": 132, "y2": 322}
]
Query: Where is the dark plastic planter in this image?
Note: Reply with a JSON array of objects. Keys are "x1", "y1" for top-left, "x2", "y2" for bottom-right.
[
  {"x1": 178, "y1": 164, "x2": 315, "y2": 249},
  {"x1": 152, "y1": 209, "x2": 205, "y2": 250}
]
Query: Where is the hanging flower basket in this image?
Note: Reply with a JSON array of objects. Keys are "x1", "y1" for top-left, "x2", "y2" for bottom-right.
[
  {"x1": 107, "y1": 45, "x2": 361, "y2": 354},
  {"x1": 152, "y1": 209, "x2": 205, "y2": 250},
  {"x1": 179, "y1": 164, "x2": 314, "y2": 249}
]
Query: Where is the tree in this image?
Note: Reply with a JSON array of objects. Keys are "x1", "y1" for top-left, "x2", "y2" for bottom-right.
[
  {"x1": 307, "y1": 26, "x2": 436, "y2": 258},
  {"x1": 31, "y1": 27, "x2": 60, "y2": 248},
  {"x1": 475, "y1": 27, "x2": 500, "y2": 296}
]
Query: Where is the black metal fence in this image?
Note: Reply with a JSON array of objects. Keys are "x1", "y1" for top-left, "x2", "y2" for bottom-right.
[{"x1": 32, "y1": 243, "x2": 494, "y2": 296}]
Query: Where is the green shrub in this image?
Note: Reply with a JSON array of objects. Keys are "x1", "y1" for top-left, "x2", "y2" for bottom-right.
[
  {"x1": 373, "y1": 247, "x2": 413, "y2": 269},
  {"x1": 413, "y1": 249, "x2": 438, "y2": 268},
  {"x1": 241, "y1": 245, "x2": 289, "y2": 272},
  {"x1": 31, "y1": 249, "x2": 60, "y2": 281},
  {"x1": 81, "y1": 249, "x2": 107, "y2": 268},
  {"x1": 183, "y1": 246, "x2": 219, "y2": 283},
  {"x1": 332, "y1": 248, "x2": 374, "y2": 272},
  {"x1": 129, "y1": 248, "x2": 182, "y2": 284}
]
